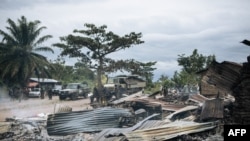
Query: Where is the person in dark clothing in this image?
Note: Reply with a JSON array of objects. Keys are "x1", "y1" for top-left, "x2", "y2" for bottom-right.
[
  {"x1": 90, "y1": 87, "x2": 99, "y2": 103},
  {"x1": 102, "y1": 86, "x2": 113, "y2": 101},
  {"x1": 9, "y1": 88, "x2": 14, "y2": 101},
  {"x1": 102, "y1": 86, "x2": 107, "y2": 95},
  {"x1": 17, "y1": 88, "x2": 23, "y2": 103},
  {"x1": 40, "y1": 88, "x2": 45, "y2": 99},
  {"x1": 48, "y1": 88, "x2": 53, "y2": 100},
  {"x1": 163, "y1": 86, "x2": 168, "y2": 97},
  {"x1": 115, "y1": 85, "x2": 120, "y2": 99}
]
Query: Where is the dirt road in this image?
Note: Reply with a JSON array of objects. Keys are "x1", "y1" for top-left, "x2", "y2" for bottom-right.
[{"x1": 0, "y1": 95, "x2": 92, "y2": 121}]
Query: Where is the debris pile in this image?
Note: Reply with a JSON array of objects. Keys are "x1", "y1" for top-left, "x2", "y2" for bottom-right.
[
  {"x1": 47, "y1": 107, "x2": 133, "y2": 135},
  {"x1": 0, "y1": 117, "x2": 50, "y2": 140},
  {"x1": 90, "y1": 91, "x2": 225, "y2": 141},
  {"x1": 0, "y1": 117, "x2": 94, "y2": 141},
  {"x1": 1, "y1": 58, "x2": 250, "y2": 140},
  {"x1": 0, "y1": 91, "x2": 226, "y2": 141}
]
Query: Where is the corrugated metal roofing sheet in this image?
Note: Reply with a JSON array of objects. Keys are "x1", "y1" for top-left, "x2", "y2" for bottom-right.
[
  {"x1": 93, "y1": 115, "x2": 217, "y2": 141},
  {"x1": 93, "y1": 114, "x2": 162, "y2": 141},
  {"x1": 133, "y1": 97, "x2": 186, "y2": 112},
  {"x1": 46, "y1": 107, "x2": 133, "y2": 135},
  {"x1": 112, "y1": 92, "x2": 185, "y2": 112},
  {"x1": 165, "y1": 105, "x2": 198, "y2": 121},
  {"x1": 125, "y1": 121, "x2": 218, "y2": 141},
  {"x1": 188, "y1": 94, "x2": 210, "y2": 105},
  {"x1": 111, "y1": 91, "x2": 145, "y2": 105},
  {"x1": 30, "y1": 78, "x2": 58, "y2": 83}
]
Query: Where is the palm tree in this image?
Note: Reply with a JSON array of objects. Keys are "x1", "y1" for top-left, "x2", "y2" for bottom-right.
[{"x1": 0, "y1": 16, "x2": 54, "y2": 88}]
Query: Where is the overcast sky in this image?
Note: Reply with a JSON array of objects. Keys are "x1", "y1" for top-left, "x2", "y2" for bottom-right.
[{"x1": 1, "y1": 0, "x2": 250, "y2": 81}]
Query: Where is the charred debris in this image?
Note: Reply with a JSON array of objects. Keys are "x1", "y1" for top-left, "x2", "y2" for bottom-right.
[{"x1": 1, "y1": 58, "x2": 250, "y2": 141}]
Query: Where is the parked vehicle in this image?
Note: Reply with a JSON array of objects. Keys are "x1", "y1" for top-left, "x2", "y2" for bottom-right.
[
  {"x1": 52, "y1": 85, "x2": 62, "y2": 95},
  {"x1": 104, "y1": 75, "x2": 146, "y2": 97},
  {"x1": 28, "y1": 88, "x2": 41, "y2": 98},
  {"x1": 58, "y1": 83, "x2": 91, "y2": 100}
]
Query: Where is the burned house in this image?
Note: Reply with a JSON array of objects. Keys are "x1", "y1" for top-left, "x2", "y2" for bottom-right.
[
  {"x1": 197, "y1": 58, "x2": 250, "y2": 125},
  {"x1": 3, "y1": 60, "x2": 250, "y2": 140},
  {"x1": 231, "y1": 56, "x2": 250, "y2": 124},
  {"x1": 197, "y1": 61, "x2": 242, "y2": 98}
]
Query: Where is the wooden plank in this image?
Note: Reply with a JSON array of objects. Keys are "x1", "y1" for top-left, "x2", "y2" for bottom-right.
[{"x1": 200, "y1": 98, "x2": 224, "y2": 121}]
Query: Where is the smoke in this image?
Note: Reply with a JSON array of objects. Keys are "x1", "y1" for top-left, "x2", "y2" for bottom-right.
[{"x1": 0, "y1": 86, "x2": 9, "y2": 101}]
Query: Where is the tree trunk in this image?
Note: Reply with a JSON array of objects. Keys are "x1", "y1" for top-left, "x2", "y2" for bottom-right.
[
  {"x1": 97, "y1": 58, "x2": 106, "y2": 105},
  {"x1": 97, "y1": 67, "x2": 102, "y2": 89},
  {"x1": 97, "y1": 57, "x2": 104, "y2": 87}
]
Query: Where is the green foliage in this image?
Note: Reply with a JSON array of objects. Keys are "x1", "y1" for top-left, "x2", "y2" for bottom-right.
[
  {"x1": 105, "y1": 59, "x2": 156, "y2": 87},
  {"x1": 171, "y1": 71, "x2": 198, "y2": 88},
  {"x1": 53, "y1": 23, "x2": 144, "y2": 89},
  {"x1": 173, "y1": 49, "x2": 216, "y2": 87},
  {"x1": 48, "y1": 57, "x2": 66, "y2": 81},
  {"x1": 171, "y1": 71, "x2": 183, "y2": 88},
  {"x1": 157, "y1": 74, "x2": 175, "y2": 90},
  {"x1": 49, "y1": 58, "x2": 95, "y2": 87},
  {"x1": 74, "y1": 62, "x2": 95, "y2": 80},
  {"x1": 177, "y1": 49, "x2": 215, "y2": 74},
  {"x1": 139, "y1": 61, "x2": 156, "y2": 87},
  {"x1": 0, "y1": 16, "x2": 53, "y2": 87}
]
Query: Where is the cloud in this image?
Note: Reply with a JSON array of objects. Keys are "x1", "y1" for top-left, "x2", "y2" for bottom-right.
[
  {"x1": 154, "y1": 61, "x2": 182, "y2": 80},
  {"x1": 1, "y1": 0, "x2": 250, "y2": 81}
]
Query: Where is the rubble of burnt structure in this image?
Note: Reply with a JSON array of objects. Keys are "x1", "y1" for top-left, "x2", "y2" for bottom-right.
[
  {"x1": 196, "y1": 58, "x2": 250, "y2": 125},
  {"x1": 197, "y1": 60, "x2": 242, "y2": 98},
  {"x1": 1, "y1": 58, "x2": 250, "y2": 141},
  {"x1": 231, "y1": 56, "x2": 250, "y2": 125},
  {"x1": 89, "y1": 91, "x2": 225, "y2": 141},
  {"x1": 0, "y1": 91, "x2": 225, "y2": 141}
]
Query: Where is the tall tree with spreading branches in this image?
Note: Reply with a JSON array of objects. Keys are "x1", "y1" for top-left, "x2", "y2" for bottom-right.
[
  {"x1": 54, "y1": 23, "x2": 144, "y2": 92},
  {"x1": 105, "y1": 59, "x2": 156, "y2": 86}
]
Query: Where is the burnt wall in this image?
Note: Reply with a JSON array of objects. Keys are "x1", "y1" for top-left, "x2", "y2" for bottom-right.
[
  {"x1": 232, "y1": 56, "x2": 250, "y2": 124},
  {"x1": 199, "y1": 61, "x2": 241, "y2": 98}
]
